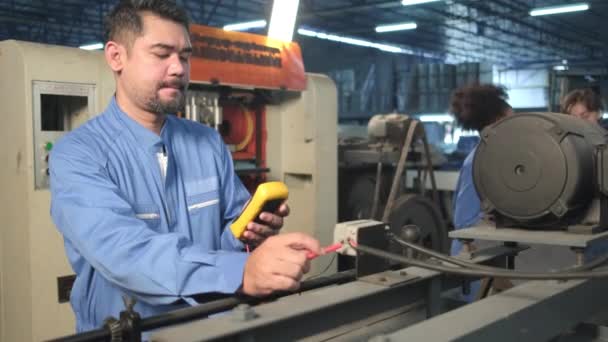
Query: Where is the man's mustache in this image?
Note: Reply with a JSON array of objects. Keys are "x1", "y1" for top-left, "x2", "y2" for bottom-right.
[{"x1": 159, "y1": 80, "x2": 187, "y2": 91}]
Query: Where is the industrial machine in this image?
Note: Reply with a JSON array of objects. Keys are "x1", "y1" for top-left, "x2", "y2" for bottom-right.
[
  {"x1": 0, "y1": 40, "x2": 115, "y2": 342},
  {"x1": 50, "y1": 213, "x2": 608, "y2": 341},
  {"x1": 48, "y1": 112, "x2": 608, "y2": 342},
  {"x1": 474, "y1": 112, "x2": 608, "y2": 231},
  {"x1": 338, "y1": 113, "x2": 449, "y2": 257},
  {"x1": 0, "y1": 24, "x2": 337, "y2": 342},
  {"x1": 48, "y1": 219, "x2": 522, "y2": 342}
]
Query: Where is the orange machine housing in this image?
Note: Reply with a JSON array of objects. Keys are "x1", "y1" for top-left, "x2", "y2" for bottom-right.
[
  {"x1": 221, "y1": 103, "x2": 266, "y2": 162},
  {"x1": 189, "y1": 24, "x2": 306, "y2": 91},
  {"x1": 221, "y1": 103, "x2": 267, "y2": 192},
  {"x1": 187, "y1": 24, "x2": 305, "y2": 190}
]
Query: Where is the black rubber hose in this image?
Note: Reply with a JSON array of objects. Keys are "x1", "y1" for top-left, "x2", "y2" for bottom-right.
[
  {"x1": 354, "y1": 243, "x2": 608, "y2": 279},
  {"x1": 388, "y1": 233, "x2": 608, "y2": 272}
]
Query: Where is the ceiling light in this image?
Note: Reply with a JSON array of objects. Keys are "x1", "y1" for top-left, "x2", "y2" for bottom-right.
[
  {"x1": 375, "y1": 22, "x2": 417, "y2": 33},
  {"x1": 268, "y1": 0, "x2": 300, "y2": 41},
  {"x1": 79, "y1": 43, "x2": 103, "y2": 50},
  {"x1": 297, "y1": 28, "x2": 413, "y2": 54},
  {"x1": 529, "y1": 3, "x2": 589, "y2": 17},
  {"x1": 297, "y1": 27, "x2": 441, "y2": 59},
  {"x1": 401, "y1": 0, "x2": 442, "y2": 7},
  {"x1": 223, "y1": 20, "x2": 267, "y2": 31}
]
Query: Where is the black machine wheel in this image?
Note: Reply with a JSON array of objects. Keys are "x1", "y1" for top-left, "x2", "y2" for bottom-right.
[
  {"x1": 340, "y1": 172, "x2": 392, "y2": 221},
  {"x1": 387, "y1": 194, "x2": 449, "y2": 254}
]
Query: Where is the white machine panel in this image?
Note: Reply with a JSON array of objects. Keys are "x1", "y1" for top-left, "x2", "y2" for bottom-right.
[{"x1": 33, "y1": 81, "x2": 96, "y2": 189}]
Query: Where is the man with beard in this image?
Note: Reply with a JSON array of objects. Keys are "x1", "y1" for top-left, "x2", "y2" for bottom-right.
[
  {"x1": 449, "y1": 84, "x2": 513, "y2": 301},
  {"x1": 49, "y1": 0, "x2": 321, "y2": 333}
]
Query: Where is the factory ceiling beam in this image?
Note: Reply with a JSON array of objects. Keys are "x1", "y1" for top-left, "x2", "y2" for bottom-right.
[
  {"x1": 496, "y1": 0, "x2": 604, "y2": 49},
  {"x1": 305, "y1": 2, "x2": 544, "y2": 63},
  {"x1": 0, "y1": 12, "x2": 102, "y2": 37},
  {"x1": 303, "y1": 0, "x2": 599, "y2": 57},
  {"x1": 299, "y1": 1, "x2": 569, "y2": 63},
  {"x1": 299, "y1": 0, "x2": 603, "y2": 64},
  {"x1": 420, "y1": 5, "x2": 587, "y2": 62},
  {"x1": 182, "y1": 1, "x2": 205, "y2": 24},
  {"x1": 325, "y1": 11, "x2": 530, "y2": 63},
  {"x1": 298, "y1": 14, "x2": 458, "y2": 61},
  {"x1": 375, "y1": 7, "x2": 542, "y2": 62},
  {"x1": 299, "y1": 0, "x2": 400, "y2": 20},
  {"x1": 204, "y1": 0, "x2": 221, "y2": 25},
  {"x1": 456, "y1": 0, "x2": 597, "y2": 58}
]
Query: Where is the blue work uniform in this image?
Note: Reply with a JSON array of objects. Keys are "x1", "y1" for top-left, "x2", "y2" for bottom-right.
[
  {"x1": 451, "y1": 147, "x2": 483, "y2": 255},
  {"x1": 451, "y1": 146, "x2": 482, "y2": 302},
  {"x1": 586, "y1": 232, "x2": 608, "y2": 261},
  {"x1": 50, "y1": 97, "x2": 250, "y2": 332}
]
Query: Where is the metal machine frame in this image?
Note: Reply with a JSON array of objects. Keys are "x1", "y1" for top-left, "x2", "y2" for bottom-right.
[
  {"x1": 147, "y1": 242, "x2": 608, "y2": 342},
  {"x1": 387, "y1": 277, "x2": 608, "y2": 342},
  {"x1": 50, "y1": 240, "x2": 517, "y2": 342}
]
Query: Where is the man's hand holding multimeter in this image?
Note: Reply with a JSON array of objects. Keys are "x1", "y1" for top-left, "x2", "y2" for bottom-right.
[
  {"x1": 231, "y1": 182, "x2": 290, "y2": 245},
  {"x1": 233, "y1": 182, "x2": 327, "y2": 297}
]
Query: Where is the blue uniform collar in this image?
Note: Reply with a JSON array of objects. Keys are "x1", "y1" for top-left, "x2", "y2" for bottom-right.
[{"x1": 108, "y1": 97, "x2": 170, "y2": 154}]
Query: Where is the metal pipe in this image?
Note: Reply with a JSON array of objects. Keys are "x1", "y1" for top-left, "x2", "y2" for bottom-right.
[
  {"x1": 48, "y1": 270, "x2": 356, "y2": 342},
  {"x1": 213, "y1": 97, "x2": 221, "y2": 131},
  {"x1": 46, "y1": 329, "x2": 108, "y2": 342},
  {"x1": 142, "y1": 269, "x2": 356, "y2": 331},
  {"x1": 191, "y1": 95, "x2": 197, "y2": 123}
]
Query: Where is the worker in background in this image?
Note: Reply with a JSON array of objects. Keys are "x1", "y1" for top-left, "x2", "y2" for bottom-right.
[
  {"x1": 561, "y1": 88, "x2": 608, "y2": 260},
  {"x1": 561, "y1": 88, "x2": 604, "y2": 124},
  {"x1": 449, "y1": 84, "x2": 513, "y2": 301},
  {"x1": 50, "y1": 0, "x2": 321, "y2": 333}
]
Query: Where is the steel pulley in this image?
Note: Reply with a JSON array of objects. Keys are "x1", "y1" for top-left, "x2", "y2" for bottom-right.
[{"x1": 387, "y1": 194, "x2": 449, "y2": 254}]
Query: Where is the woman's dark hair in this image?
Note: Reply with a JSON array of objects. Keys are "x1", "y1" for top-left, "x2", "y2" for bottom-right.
[{"x1": 450, "y1": 84, "x2": 511, "y2": 132}]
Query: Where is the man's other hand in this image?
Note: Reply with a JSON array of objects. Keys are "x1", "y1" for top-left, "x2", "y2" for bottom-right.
[{"x1": 241, "y1": 202, "x2": 289, "y2": 245}]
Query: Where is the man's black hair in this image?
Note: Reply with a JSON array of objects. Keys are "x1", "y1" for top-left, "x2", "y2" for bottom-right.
[{"x1": 104, "y1": 0, "x2": 190, "y2": 46}]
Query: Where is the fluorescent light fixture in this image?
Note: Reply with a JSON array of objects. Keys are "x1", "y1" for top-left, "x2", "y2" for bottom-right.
[
  {"x1": 79, "y1": 42, "x2": 103, "y2": 50},
  {"x1": 553, "y1": 65, "x2": 568, "y2": 71},
  {"x1": 223, "y1": 20, "x2": 267, "y2": 31},
  {"x1": 268, "y1": 0, "x2": 300, "y2": 41},
  {"x1": 297, "y1": 28, "x2": 416, "y2": 54},
  {"x1": 603, "y1": 112, "x2": 608, "y2": 119},
  {"x1": 376, "y1": 22, "x2": 417, "y2": 33},
  {"x1": 529, "y1": 3, "x2": 589, "y2": 16},
  {"x1": 401, "y1": 0, "x2": 442, "y2": 6},
  {"x1": 418, "y1": 114, "x2": 453, "y2": 123}
]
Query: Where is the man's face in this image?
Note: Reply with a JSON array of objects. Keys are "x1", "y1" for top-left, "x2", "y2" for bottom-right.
[
  {"x1": 119, "y1": 13, "x2": 192, "y2": 115},
  {"x1": 569, "y1": 102, "x2": 600, "y2": 123}
]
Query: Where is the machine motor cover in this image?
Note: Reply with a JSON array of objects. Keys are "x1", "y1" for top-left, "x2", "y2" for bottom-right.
[
  {"x1": 367, "y1": 113, "x2": 411, "y2": 146},
  {"x1": 473, "y1": 112, "x2": 608, "y2": 229}
]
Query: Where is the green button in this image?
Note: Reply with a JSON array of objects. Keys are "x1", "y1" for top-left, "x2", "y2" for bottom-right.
[{"x1": 45, "y1": 142, "x2": 53, "y2": 151}]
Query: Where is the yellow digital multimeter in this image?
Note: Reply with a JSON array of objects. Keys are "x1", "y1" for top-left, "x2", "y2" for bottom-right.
[{"x1": 230, "y1": 181, "x2": 289, "y2": 239}]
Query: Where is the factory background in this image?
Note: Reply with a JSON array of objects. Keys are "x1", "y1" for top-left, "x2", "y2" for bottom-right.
[{"x1": 1, "y1": 1, "x2": 607, "y2": 341}]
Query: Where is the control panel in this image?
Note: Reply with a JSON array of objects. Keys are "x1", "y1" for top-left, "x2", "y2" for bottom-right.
[{"x1": 33, "y1": 81, "x2": 96, "y2": 189}]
